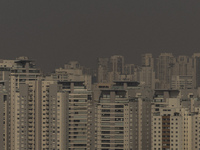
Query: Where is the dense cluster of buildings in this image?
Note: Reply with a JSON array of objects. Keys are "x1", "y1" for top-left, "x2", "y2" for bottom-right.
[
  {"x1": 98, "y1": 53, "x2": 200, "y2": 90},
  {"x1": 0, "y1": 53, "x2": 200, "y2": 150}
]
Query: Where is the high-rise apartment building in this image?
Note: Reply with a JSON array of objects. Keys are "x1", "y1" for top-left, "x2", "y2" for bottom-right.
[
  {"x1": 0, "y1": 57, "x2": 42, "y2": 150},
  {"x1": 0, "y1": 84, "x2": 8, "y2": 150},
  {"x1": 118, "y1": 64, "x2": 135, "y2": 81},
  {"x1": 173, "y1": 55, "x2": 193, "y2": 76},
  {"x1": 61, "y1": 81, "x2": 92, "y2": 149},
  {"x1": 93, "y1": 87, "x2": 130, "y2": 149},
  {"x1": 139, "y1": 54, "x2": 156, "y2": 89},
  {"x1": 156, "y1": 53, "x2": 175, "y2": 89},
  {"x1": 139, "y1": 67, "x2": 155, "y2": 89},
  {"x1": 110, "y1": 55, "x2": 124, "y2": 74},
  {"x1": 124, "y1": 64, "x2": 135, "y2": 75},
  {"x1": 192, "y1": 53, "x2": 200, "y2": 88},
  {"x1": 0, "y1": 66, "x2": 11, "y2": 150},
  {"x1": 40, "y1": 79, "x2": 93, "y2": 150},
  {"x1": 142, "y1": 53, "x2": 154, "y2": 68},
  {"x1": 97, "y1": 58, "x2": 109, "y2": 83},
  {"x1": 51, "y1": 61, "x2": 92, "y2": 90},
  {"x1": 170, "y1": 55, "x2": 194, "y2": 89},
  {"x1": 93, "y1": 81, "x2": 152, "y2": 150},
  {"x1": 152, "y1": 89, "x2": 200, "y2": 150},
  {"x1": 109, "y1": 55, "x2": 125, "y2": 81}
]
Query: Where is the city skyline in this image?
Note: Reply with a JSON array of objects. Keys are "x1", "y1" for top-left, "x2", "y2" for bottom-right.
[
  {"x1": 1, "y1": 52, "x2": 200, "y2": 73},
  {"x1": 1, "y1": 1, "x2": 200, "y2": 149},
  {"x1": 0, "y1": 53, "x2": 200, "y2": 149}
]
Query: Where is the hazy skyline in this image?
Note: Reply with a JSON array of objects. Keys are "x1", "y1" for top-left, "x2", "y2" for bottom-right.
[{"x1": 1, "y1": 1, "x2": 200, "y2": 72}]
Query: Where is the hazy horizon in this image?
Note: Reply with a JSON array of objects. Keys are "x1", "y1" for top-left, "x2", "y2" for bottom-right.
[{"x1": 1, "y1": 1, "x2": 200, "y2": 72}]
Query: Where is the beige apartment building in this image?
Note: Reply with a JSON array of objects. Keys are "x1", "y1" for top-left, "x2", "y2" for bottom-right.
[
  {"x1": 93, "y1": 81, "x2": 152, "y2": 150},
  {"x1": 0, "y1": 57, "x2": 42, "y2": 150},
  {"x1": 40, "y1": 80, "x2": 93, "y2": 150},
  {"x1": 152, "y1": 89, "x2": 200, "y2": 150}
]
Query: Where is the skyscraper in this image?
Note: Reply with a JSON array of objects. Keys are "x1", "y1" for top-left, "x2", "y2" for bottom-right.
[
  {"x1": 141, "y1": 53, "x2": 154, "y2": 68},
  {"x1": 140, "y1": 53, "x2": 155, "y2": 89},
  {"x1": 109, "y1": 55, "x2": 125, "y2": 81},
  {"x1": 156, "y1": 53, "x2": 175, "y2": 89},
  {"x1": 97, "y1": 58, "x2": 109, "y2": 83},
  {"x1": 193, "y1": 53, "x2": 200, "y2": 88},
  {"x1": 1, "y1": 57, "x2": 42, "y2": 150},
  {"x1": 93, "y1": 81, "x2": 152, "y2": 150}
]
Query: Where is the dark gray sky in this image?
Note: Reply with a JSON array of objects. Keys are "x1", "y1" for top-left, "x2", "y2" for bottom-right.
[{"x1": 0, "y1": 1, "x2": 200, "y2": 72}]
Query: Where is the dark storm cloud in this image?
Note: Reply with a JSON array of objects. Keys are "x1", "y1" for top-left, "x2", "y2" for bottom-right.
[{"x1": 0, "y1": 0, "x2": 200, "y2": 72}]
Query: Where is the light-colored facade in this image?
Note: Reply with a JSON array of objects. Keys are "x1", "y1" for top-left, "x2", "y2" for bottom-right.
[
  {"x1": 0, "y1": 84, "x2": 8, "y2": 150},
  {"x1": 93, "y1": 81, "x2": 152, "y2": 150},
  {"x1": 41, "y1": 80, "x2": 93, "y2": 150},
  {"x1": 41, "y1": 80, "x2": 68, "y2": 150},
  {"x1": 95, "y1": 89, "x2": 130, "y2": 150},
  {"x1": 65, "y1": 81, "x2": 92, "y2": 149},
  {"x1": 3, "y1": 57, "x2": 41, "y2": 150},
  {"x1": 152, "y1": 90, "x2": 200, "y2": 150},
  {"x1": 2, "y1": 54, "x2": 200, "y2": 150}
]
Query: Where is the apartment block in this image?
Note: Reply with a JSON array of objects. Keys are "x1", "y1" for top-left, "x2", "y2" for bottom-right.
[
  {"x1": 51, "y1": 61, "x2": 92, "y2": 90},
  {"x1": 93, "y1": 81, "x2": 152, "y2": 150},
  {"x1": 152, "y1": 89, "x2": 200, "y2": 150},
  {"x1": 97, "y1": 58, "x2": 109, "y2": 83},
  {"x1": 156, "y1": 53, "x2": 175, "y2": 89}
]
